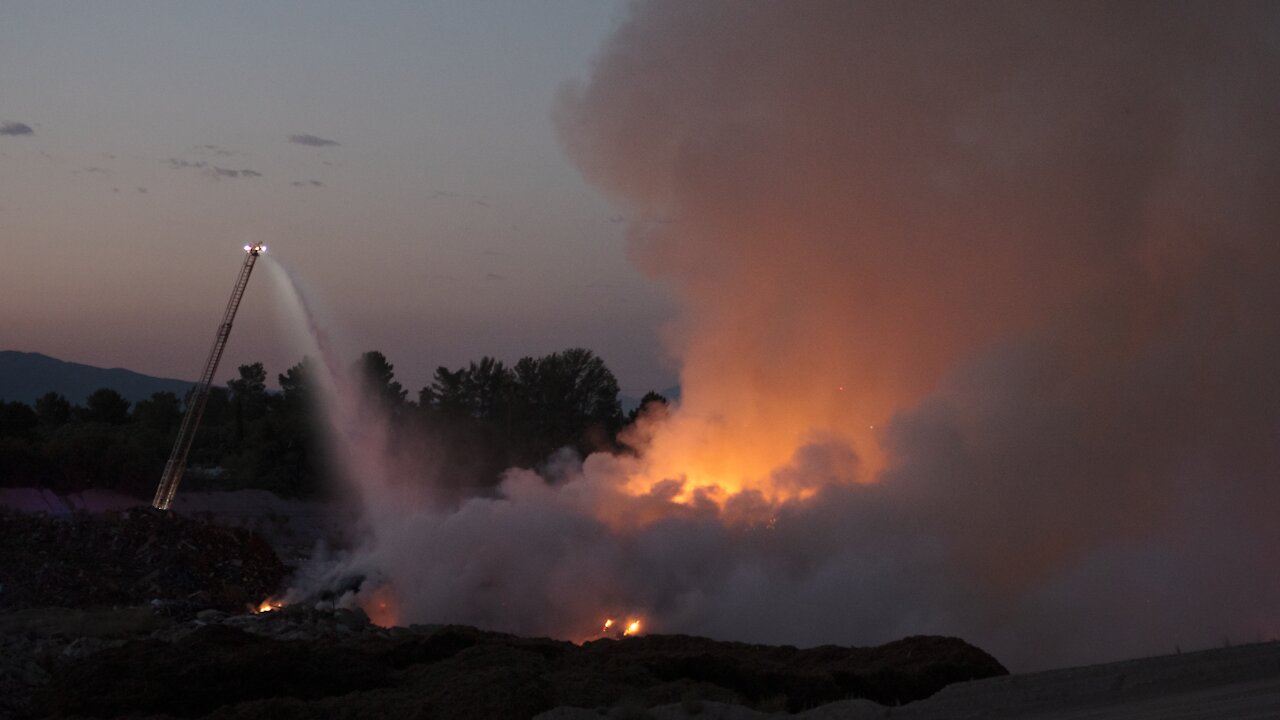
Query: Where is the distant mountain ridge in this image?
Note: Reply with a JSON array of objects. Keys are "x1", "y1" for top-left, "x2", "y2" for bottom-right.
[{"x1": 0, "y1": 351, "x2": 193, "y2": 405}]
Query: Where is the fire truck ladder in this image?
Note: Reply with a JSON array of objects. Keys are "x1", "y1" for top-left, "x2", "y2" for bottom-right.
[{"x1": 152, "y1": 243, "x2": 265, "y2": 510}]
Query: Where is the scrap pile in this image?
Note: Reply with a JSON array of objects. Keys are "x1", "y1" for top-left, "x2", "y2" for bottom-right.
[{"x1": 0, "y1": 507, "x2": 285, "y2": 613}]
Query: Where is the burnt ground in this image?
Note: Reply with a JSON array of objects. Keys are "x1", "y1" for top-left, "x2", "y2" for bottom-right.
[
  {"x1": 8, "y1": 607, "x2": 1005, "y2": 719},
  {"x1": 0, "y1": 509, "x2": 1007, "y2": 719}
]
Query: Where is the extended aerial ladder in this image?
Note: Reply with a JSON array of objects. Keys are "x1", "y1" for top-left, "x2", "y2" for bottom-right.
[{"x1": 152, "y1": 242, "x2": 265, "y2": 510}]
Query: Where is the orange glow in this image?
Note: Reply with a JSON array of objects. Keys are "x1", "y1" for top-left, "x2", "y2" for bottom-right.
[
  {"x1": 603, "y1": 352, "x2": 895, "y2": 520},
  {"x1": 256, "y1": 598, "x2": 284, "y2": 614},
  {"x1": 360, "y1": 585, "x2": 400, "y2": 628},
  {"x1": 596, "y1": 616, "x2": 643, "y2": 639},
  {"x1": 611, "y1": 392, "x2": 872, "y2": 517}
]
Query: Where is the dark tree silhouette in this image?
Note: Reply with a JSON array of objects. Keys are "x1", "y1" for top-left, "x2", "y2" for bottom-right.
[
  {"x1": 466, "y1": 356, "x2": 513, "y2": 424},
  {"x1": 34, "y1": 392, "x2": 71, "y2": 428},
  {"x1": 228, "y1": 363, "x2": 269, "y2": 443},
  {"x1": 229, "y1": 363, "x2": 268, "y2": 412},
  {"x1": 627, "y1": 390, "x2": 669, "y2": 424},
  {"x1": 356, "y1": 351, "x2": 407, "y2": 412},
  {"x1": 509, "y1": 348, "x2": 623, "y2": 463},
  {"x1": 133, "y1": 391, "x2": 182, "y2": 434},
  {"x1": 82, "y1": 388, "x2": 131, "y2": 425},
  {"x1": 422, "y1": 356, "x2": 512, "y2": 421},
  {"x1": 278, "y1": 357, "x2": 317, "y2": 409},
  {"x1": 0, "y1": 401, "x2": 38, "y2": 439},
  {"x1": 0, "y1": 346, "x2": 630, "y2": 499},
  {"x1": 422, "y1": 366, "x2": 470, "y2": 417}
]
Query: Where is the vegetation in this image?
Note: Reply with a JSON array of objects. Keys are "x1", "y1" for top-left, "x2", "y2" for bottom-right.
[{"x1": 0, "y1": 348, "x2": 662, "y2": 499}]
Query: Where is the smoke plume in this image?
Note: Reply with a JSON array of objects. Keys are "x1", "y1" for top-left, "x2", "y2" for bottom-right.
[{"x1": 293, "y1": 1, "x2": 1280, "y2": 671}]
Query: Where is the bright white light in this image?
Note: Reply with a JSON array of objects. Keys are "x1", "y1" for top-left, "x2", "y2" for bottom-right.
[{"x1": 244, "y1": 244, "x2": 252, "y2": 252}]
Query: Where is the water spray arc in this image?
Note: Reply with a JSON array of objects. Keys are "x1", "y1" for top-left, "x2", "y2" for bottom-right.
[{"x1": 152, "y1": 243, "x2": 266, "y2": 510}]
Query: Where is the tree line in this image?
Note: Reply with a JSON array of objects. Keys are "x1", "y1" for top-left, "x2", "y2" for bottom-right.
[{"x1": 0, "y1": 348, "x2": 667, "y2": 499}]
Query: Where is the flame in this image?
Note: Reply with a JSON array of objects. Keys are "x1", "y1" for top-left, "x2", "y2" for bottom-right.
[
  {"x1": 256, "y1": 598, "x2": 284, "y2": 614},
  {"x1": 611, "y1": 384, "x2": 875, "y2": 517},
  {"x1": 597, "y1": 616, "x2": 643, "y2": 639}
]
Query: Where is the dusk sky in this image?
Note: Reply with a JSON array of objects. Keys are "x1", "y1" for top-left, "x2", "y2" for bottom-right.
[{"x1": 0, "y1": 1, "x2": 675, "y2": 394}]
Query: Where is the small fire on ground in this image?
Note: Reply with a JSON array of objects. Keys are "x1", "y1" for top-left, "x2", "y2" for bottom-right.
[
  {"x1": 256, "y1": 598, "x2": 285, "y2": 614},
  {"x1": 601, "y1": 617, "x2": 643, "y2": 638}
]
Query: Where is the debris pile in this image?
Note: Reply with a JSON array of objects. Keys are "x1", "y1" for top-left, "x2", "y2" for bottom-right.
[
  {"x1": 6, "y1": 603, "x2": 1007, "y2": 719},
  {"x1": 0, "y1": 508, "x2": 285, "y2": 614},
  {"x1": 569, "y1": 633, "x2": 1009, "y2": 711},
  {"x1": 0, "y1": 505, "x2": 1008, "y2": 717}
]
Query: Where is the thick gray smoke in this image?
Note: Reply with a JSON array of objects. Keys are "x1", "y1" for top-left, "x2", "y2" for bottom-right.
[
  {"x1": 291, "y1": 1, "x2": 1280, "y2": 671},
  {"x1": 554, "y1": 0, "x2": 1280, "y2": 668}
]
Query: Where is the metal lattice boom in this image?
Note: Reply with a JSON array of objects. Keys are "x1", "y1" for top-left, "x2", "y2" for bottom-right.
[{"x1": 152, "y1": 243, "x2": 264, "y2": 510}]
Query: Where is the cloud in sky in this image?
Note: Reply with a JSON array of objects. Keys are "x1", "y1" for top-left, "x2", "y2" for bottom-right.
[
  {"x1": 210, "y1": 167, "x2": 261, "y2": 179},
  {"x1": 166, "y1": 158, "x2": 261, "y2": 179},
  {"x1": 289, "y1": 133, "x2": 340, "y2": 147},
  {"x1": 195, "y1": 144, "x2": 237, "y2": 156},
  {"x1": 291, "y1": 179, "x2": 325, "y2": 187},
  {"x1": 0, "y1": 122, "x2": 34, "y2": 136},
  {"x1": 428, "y1": 189, "x2": 492, "y2": 208}
]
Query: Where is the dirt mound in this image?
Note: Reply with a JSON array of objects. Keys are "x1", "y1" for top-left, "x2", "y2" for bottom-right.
[
  {"x1": 29, "y1": 608, "x2": 1006, "y2": 719},
  {"x1": 0, "y1": 508, "x2": 285, "y2": 613},
  {"x1": 570, "y1": 633, "x2": 1006, "y2": 711},
  {"x1": 39, "y1": 623, "x2": 388, "y2": 718}
]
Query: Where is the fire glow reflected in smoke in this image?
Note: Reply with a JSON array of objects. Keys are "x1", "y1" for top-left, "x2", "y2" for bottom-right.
[
  {"x1": 362, "y1": 584, "x2": 399, "y2": 628},
  {"x1": 270, "y1": 0, "x2": 1280, "y2": 672}
]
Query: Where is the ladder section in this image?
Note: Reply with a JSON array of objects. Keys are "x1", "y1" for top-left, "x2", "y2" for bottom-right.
[{"x1": 152, "y1": 244, "x2": 264, "y2": 510}]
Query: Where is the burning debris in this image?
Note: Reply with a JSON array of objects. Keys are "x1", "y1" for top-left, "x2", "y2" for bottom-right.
[
  {"x1": 256, "y1": 598, "x2": 285, "y2": 614},
  {"x1": 600, "y1": 617, "x2": 644, "y2": 639}
]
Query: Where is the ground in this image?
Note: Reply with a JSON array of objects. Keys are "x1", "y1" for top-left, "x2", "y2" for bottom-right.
[{"x1": 3, "y1": 501, "x2": 1278, "y2": 719}]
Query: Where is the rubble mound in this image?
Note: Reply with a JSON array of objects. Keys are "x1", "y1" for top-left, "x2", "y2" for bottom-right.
[
  {"x1": 41, "y1": 623, "x2": 388, "y2": 718},
  {"x1": 20, "y1": 605, "x2": 1007, "y2": 719},
  {"x1": 0, "y1": 508, "x2": 285, "y2": 613},
  {"x1": 570, "y1": 633, "x2": 1007, "y2": 711}
]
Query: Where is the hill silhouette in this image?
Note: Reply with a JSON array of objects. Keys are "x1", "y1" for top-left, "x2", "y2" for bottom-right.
[{"x1": 0, "y1": 351, "x2": 192, "y2": 405}]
